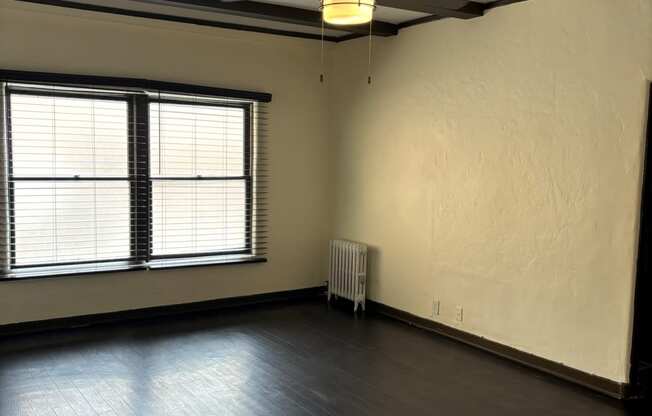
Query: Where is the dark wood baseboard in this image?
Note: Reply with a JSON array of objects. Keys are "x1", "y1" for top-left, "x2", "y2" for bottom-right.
[
  {"x1": 0, "y1": 286, "x2": 326, "y2": 338},
  {"x1": 0, "y1": 289, "x2": 630, "y2": 400},
  {"x1": 368, "y1": 300, "x2": 629, "y2": 400}
]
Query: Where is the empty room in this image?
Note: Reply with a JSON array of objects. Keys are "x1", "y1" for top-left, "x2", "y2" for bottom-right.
[{"x1": 0, "y1": 0, "x2": 651, "y2": 414}]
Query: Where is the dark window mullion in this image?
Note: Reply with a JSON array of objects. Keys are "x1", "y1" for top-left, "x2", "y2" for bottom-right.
[
  {"x1": 150, "y1": 176, "x2": 246, "y2": 181},
  {"x1": 244, "y1": 104, "x2": 253, "y2": 255},
  {"x1": 5, "y1": 87, "x2": 15, "y2": 268},
  {"x1": 129, "y1": 95, "x2": 151, "y2": 264}
]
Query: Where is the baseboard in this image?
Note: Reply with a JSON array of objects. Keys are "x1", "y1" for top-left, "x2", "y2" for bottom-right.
[
  {"x1": 367, "y1": 300, "x2": 629, "y2": 400},
  {"x1": 0, "y1": 286, "x2": 326, "y2": 338},
  {"x1": 0, "y1": 289, "x2": 629, "y2": 399}
]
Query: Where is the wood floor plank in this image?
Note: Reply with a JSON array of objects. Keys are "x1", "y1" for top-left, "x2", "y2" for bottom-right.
[{"x1": 0, "y1": 299, "x2": 647, "y2": 415}]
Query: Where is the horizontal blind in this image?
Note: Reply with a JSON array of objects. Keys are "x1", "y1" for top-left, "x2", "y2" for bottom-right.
[
  {"x1": 148, "y1": 96, "x2": 267, "y2": 260},
  {"x1": 3, "y1": 89, "x2": 132, "y2": 270},
  {"x1": 0, "y1": 81, "x2": 268, "y2": 277}
]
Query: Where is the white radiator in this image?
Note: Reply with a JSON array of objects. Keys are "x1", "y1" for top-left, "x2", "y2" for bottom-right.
[{"x1": 328, "y1": 239, "x2": 367, "y2": 312}]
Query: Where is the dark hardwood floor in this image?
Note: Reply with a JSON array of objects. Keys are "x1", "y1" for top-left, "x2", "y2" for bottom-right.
[{"x1": 0, "y1": 298, "x2": 648, "y2": 415}]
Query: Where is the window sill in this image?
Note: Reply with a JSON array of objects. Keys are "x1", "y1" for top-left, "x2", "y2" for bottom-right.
[
  {"x1": 0, "y1": 256, "x2": 267, "y2": 282},
  {"x1": 147, "y1": 255, "x2": 267, "y2": 270}
]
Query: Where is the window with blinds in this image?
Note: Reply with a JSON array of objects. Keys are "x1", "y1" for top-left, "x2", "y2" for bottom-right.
[
  {"x1": 0, "y1": 76, "x2": 268, "y2": 279},
  {"x1": 150, "y1": 101, "x2": 249, "y2": 258},
  {"x1": 9, "y1": 92, "x2": 131, "y2": 268}
]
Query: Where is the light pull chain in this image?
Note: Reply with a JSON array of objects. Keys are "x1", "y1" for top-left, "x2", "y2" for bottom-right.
[
  {"x1": 368, "y1": 17, "x2": 373, "y2": 85},
  {"x1": 319, "y1": 1, "x2": 374, "y2": 85},
  {"x1": 320, "y1": 13, "x2": 325, "y2": 83}
]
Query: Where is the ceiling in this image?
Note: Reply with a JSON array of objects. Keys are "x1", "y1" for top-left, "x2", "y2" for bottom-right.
[{"x1": 17, "y1": 0, "x2": 527, "y2": 41}]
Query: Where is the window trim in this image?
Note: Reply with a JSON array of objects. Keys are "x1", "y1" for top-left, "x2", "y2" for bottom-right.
[
  {"x1": 1, "y1": 256, "x2": 267, "y2": 281},
  {"x1": 0, "y1": 69, "x2": 272, "y2": 103},
  {"x1": 0, "y1": 73, "x2": 267, "y2": 280}
]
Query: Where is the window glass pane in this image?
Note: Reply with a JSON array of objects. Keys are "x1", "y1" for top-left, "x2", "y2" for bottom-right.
[
  {"x1": 12, "y1": 181, "x2": 131, "y2": 266},
  {"x1": 9, "y1": 94, "x2": 128, "y2": 177},
  {"x1": 152, "y1": 180, "x2": 246, "y2": 256},
  {"x1": 150, "y1": 103, "x2": 245, "y2": 177}
]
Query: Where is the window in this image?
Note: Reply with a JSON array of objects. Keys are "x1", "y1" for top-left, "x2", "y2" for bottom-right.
[
  {"x1": 9, "y1": 92, "x2": 131, "y2": 267},
  {"x1": 150, "y1": 101, "x2": 249, "y2": 258},
  {"x1": 0, "y1": 76, "x2": 268, "y2": 279}
]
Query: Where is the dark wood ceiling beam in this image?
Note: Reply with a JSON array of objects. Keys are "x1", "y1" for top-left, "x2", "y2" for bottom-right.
[
  {"x1": 376, "y1": 0, "x2": 486, "y2": 19},
  {"x1": 17, "y1": 0, "x2": 342, "y2": 42},
  {"x1": 139, "y1": 0, "x2": 399, "y2": 36}
]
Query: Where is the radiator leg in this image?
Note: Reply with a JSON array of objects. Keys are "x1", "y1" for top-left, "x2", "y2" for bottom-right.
[
  {"x1": 361, "y1": 299, "x2": 366, "y2": 312},
  {"x1": 353, "y1": 301, "x2": 359, "y2": 313}
]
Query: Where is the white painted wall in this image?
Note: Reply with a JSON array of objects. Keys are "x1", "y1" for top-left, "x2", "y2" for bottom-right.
[
  {"x1": 0, "y1": 0, "x2": 332, "y2": 324},
  {"x1": 329, "y1": 0, "x2": 652, "y2": 382}
]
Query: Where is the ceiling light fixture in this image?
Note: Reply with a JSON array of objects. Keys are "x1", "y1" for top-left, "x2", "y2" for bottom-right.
[
  {"x1": 321, "y1": 0, "x2": 376, "y2": 26},
  {"x1": 319, "y1": 1, "x2": 376, "y2": 85}
]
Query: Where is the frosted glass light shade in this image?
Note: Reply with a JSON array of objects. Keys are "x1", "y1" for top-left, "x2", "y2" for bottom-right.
[{"x1": 322, "y1": 0, "x2": 375, "y2": 26}]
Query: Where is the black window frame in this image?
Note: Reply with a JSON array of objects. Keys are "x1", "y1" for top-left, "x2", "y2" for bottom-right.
[
  {"x1": 1, "y1": 82, "x2": 260, "y2": 278},
  {"x1": 147, "y1": 97, "x2": 254, "y2": 261},
  {"x1": 5, "y1": 87, "x2": 135, "y2": 270}
]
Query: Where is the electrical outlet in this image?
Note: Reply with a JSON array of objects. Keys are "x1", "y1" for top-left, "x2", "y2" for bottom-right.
[
  {"x1": 432, "y1": 300, "x2": 440, "y2": 317},
  {"x1": 455, "y1": 306, "x2": 464, "y2": 322}
]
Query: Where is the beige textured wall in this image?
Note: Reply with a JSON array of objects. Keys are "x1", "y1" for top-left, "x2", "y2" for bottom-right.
[
  {"x1": 1, "y1": 0, "x2": 650, "y2": 385},
  {"x1": 0, "y1": 0, "x2": 331, "y2": 324},
  {"x1": 329, "y1": 0, "x2": 652, "y2": 382}
]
